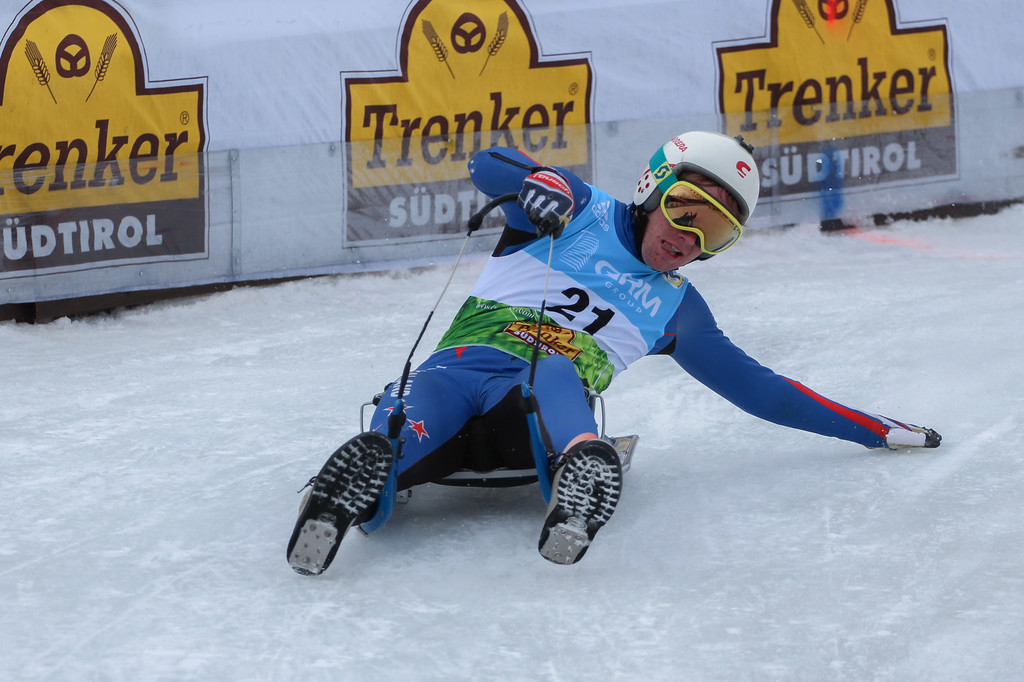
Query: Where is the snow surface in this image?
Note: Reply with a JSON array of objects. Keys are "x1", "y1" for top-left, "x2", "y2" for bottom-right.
[{"x1": 3, "y1": 207, "x2": 1024, "y2": 681}]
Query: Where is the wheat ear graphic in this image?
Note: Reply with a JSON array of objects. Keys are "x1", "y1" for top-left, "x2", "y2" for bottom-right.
[
  {"x1": 24, "y1": 40, "x2": 57, "y2": 104},
  {"x1": 847, "y1": 0, "x2": 868, "y2": 40},
  {"x1": 791, "y1": 0, "x2": 825, "y2": 44},
  {"x1": 421, "y1": 20, "x2": 454, "y2": 78},
  {"x1": 86, "y1": 33, "x2": 117, "y2": 102},
  {"x1": 479, "y1": 12, "x2": 508, "y2": 76}
]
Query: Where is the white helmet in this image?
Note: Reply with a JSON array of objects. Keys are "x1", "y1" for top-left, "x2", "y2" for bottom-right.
[{"x1": 633, "y1": 131, "x2": 760, "y2": 224}]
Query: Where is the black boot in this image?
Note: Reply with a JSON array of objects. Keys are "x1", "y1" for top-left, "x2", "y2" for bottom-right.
[
  {"x1": 287, "y1": 432, "x2": 392, "y2": 576},
  {"x1": 538, "y1": 439, "x2": 623, "y2": 565}
]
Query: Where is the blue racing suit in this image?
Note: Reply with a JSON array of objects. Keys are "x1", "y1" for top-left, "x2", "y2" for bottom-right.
[{"x1": 370, "y1": 147, "x2": 900, "y2": 489}]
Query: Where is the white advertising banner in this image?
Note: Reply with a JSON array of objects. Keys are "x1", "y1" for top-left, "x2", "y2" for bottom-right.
[
  {"x1": 2, "y1": 0, "x2": 1016, "y2": 148},
  {"x1": 1, "y1": 0, "x2": 1022, "y2": 313}
]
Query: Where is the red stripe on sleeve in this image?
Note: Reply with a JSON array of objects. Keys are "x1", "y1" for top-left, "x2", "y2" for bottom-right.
[{"x1": 784, "y1": 378, "x2": 889, "y2": 439}]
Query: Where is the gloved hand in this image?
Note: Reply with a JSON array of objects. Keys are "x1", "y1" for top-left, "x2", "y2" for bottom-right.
[
  {"x1": 880, "y1": 418, "x2": 942, "y2": 449},
  {"x1": 517, "y1": 168, "x2": 574, "y2": 238}
]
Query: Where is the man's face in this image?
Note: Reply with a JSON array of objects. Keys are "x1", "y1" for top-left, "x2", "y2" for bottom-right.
[
  {"x1": 640, "y1": 208, "x2": 704, "y2": 271},
  {"x1": 639, "y1": 172, "x2": 741, "y2": 272}
]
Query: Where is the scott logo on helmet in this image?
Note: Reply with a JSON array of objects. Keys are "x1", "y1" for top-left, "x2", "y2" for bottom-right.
[{"x1": 651, "y1": 163, "x2": 674, "y2": 183}]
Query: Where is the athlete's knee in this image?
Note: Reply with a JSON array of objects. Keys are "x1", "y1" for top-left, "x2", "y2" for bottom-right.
[{"x1": 532, "y1": 354, "x2": 586, "y2": 390}]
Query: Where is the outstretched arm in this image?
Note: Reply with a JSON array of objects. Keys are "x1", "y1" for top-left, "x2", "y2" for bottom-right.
[{"x1": 661, "y1": 286, "x2": 941, "y2": 449}]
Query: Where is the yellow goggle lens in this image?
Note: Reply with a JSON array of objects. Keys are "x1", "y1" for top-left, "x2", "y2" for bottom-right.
[{"x1": 659, "y1": 181, "x2": 743, "y2": 255}]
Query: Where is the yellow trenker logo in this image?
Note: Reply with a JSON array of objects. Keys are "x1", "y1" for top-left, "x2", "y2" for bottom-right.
[
  {"x1": 715, "y1": 0, "x2": 955, "y2": 197},
  {"x1": 1, "y1": 1, "x2": 205, "y2": 214},
  {"x1": 344, "y1": 0, "x2": 592, "y2": 190},
  {"x1": 1, "y1": 0, "x2": 207, "y2": 273},
  {"x1": 718, "y1": 0, "x2": 952, "y2": 146}
]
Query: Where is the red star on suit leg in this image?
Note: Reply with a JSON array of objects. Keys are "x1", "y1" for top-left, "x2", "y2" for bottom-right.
[{"x1": 409, "y1": 419, "x2": 429, "y2": 441}]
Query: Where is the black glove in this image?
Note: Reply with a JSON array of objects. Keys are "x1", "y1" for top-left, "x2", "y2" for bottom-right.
[{"x1": 517, "y1": 169, "x2": 574, "y2": 238}]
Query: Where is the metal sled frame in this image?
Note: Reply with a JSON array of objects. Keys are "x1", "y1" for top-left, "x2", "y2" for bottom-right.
[{"x1": 359, "y1": 388, "x2": 637, "y2": 492}]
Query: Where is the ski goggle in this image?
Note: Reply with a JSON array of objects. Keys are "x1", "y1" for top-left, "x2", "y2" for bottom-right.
[{"x1": 659, "y1": 181, "x2": 743, "y2": 255}]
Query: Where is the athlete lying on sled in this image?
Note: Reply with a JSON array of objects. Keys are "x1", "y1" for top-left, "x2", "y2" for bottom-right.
[{"x1": 287, "y1": 131, "x2": 941, "y2": 575}]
